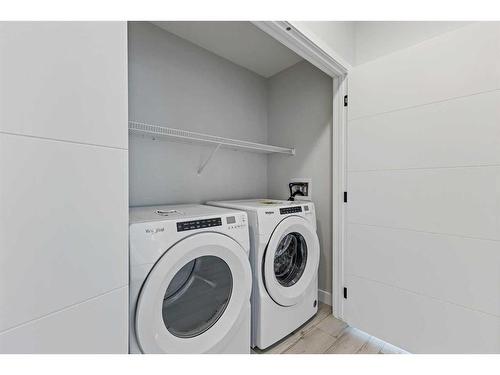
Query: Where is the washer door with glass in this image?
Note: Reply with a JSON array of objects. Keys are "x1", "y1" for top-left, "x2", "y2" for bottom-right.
[
  {"x1": 263, "y1": 216, "x2": 320, "y2": 307},
  {"x1": 135, "y1": 232, "x2": 252, "y2": 353}
]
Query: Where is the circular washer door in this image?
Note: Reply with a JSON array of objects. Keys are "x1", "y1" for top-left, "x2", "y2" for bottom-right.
[
  {"x1": 263, "y1": 216, "x2": 319, "y2": 307},
  {"x1": 135, "y1": 232, "x2": 252, "y2": 353}
]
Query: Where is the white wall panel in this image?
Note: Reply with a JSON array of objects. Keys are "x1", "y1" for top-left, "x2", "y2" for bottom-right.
[
  {"x1": 346, "y1": 22, "x2": 500, "y2": 353},
  {"x1": 344, "y1": 274, "x2": 500, "y2": 354},
  {"x1": 0, "y1": 287, "x2": 128, "y2": 353},
  {"x1": 349, "y1": 90, "x2": 500, "y2": 171},
  {"x1": 0, "y1": 22, "x2": 128, "y2": 149},
  {"x1": 354, "y1": 21, "x2": 472, "y2": 65},
  {"x1": 349, "y1": 167, "x2": 500, "y2": 241},
  {"x1": 0, "y1": 133, "x2": 128, "y2": 332},
  {"x1": 347, "y1": 224, "x2": 500, "y2": 317},
  {"x1": 349, "y1": 22, "x2": 500, "y2": 119}
]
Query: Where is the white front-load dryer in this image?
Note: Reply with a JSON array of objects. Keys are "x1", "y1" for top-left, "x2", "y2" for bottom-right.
[
  {"x1": 129, "y1": 204, "x2": 252, "y2": 353},
  {"x1": 206, "y1": 199, "x2": 320, "y2": 350}
]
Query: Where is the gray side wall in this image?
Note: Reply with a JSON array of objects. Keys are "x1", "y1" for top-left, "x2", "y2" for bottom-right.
[{"x1": 267, "y1": 61, "x2": 333, "y2": 294}]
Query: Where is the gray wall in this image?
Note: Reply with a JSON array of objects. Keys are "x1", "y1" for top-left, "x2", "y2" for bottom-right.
[
  {"x1": 128, "y1": 22, "x2": 268, "y2": 206},
  {"x1": 267, "y1": 61, "x2": 333, "y2": 295}
]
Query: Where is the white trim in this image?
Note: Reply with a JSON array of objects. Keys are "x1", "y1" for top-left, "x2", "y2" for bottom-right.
[
  {"x1": 251, "y1": 21, "x2": 350, "y2": 77},
  {"x1": 331, "y1": 76, "x2": 348, "y2": 320},
  {"x1": 318, "y1": 289, "x2": 332, "y2": 306},
  {"x1": 253, "y1": 21, "x2": 348, "y2": 321}
]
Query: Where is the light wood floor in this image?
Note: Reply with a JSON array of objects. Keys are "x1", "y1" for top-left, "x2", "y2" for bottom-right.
[{"x1": 252, "y1": 303, "x2": 406, "y2": 354}]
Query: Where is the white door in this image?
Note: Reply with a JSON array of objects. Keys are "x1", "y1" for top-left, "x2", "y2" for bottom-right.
[
  {"x1": 263, "y1": 216, "x2": 320, "y2": 307},
  {"x1": 343, "y1": 23, "x2": 500, "y2": 353},
  {"x1": 135, "y1": 232, "x2": 252, "y2": 353}
]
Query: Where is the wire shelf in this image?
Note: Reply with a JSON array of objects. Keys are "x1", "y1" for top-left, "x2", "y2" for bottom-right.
[{"x1": 128, "y1": 121, "x2": 295, "y2": 155}]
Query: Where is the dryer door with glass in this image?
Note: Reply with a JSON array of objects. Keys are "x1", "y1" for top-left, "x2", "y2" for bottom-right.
[
  {"x1": 135, "y1": 232, "x2": 252, "y2": 353},
  {"x1": 263, "y1": 216, "x2": 320, "y2": 307}
]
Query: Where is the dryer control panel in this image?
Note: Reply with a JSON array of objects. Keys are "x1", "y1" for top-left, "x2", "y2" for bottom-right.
[
  {"x1": 176, "y1": 217, "x2": 222, "y2": 232},
  {"x1": 280, "y1": 206, "x2": 302, "y2": 215}
]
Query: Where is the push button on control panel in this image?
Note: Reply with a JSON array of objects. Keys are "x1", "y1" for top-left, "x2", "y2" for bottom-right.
[
  {"x1": 229, "y1": 224, "x2": 245, "y2": 229},
  {"x1": 176, "y1": 217, "x2": 222, "y2": 232}
]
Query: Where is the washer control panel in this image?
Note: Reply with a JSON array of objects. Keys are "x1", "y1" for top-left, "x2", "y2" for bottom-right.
[
  {"x1": 176, "y1": 217, "x2": 222, "y2": 232},
  {"x1": 226, "y1": 214, "x2": 247, "y2": 230},
  {"x1": 279, "y1": 206, "x2": 302, "y2": 215}
]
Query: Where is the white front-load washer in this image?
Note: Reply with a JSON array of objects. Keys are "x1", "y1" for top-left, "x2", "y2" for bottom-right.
[
  {"x1": 129, "y1": 204, "x2": 252, "y2": 353},
  {"x1": 206, "y1": 199, "x2": 320, "y2": 350}
]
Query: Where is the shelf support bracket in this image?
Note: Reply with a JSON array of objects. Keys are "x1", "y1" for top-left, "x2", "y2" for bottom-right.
[{"x1": 197, "y1": 143, "x2": 221, "y2": 175}]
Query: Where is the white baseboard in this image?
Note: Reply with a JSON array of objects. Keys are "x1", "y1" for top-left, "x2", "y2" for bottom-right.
[{"x1": 318, "y1": 289, "x2": 332, "y2": 306}]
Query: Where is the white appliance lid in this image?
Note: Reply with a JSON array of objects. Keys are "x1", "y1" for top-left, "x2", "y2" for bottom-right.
[
  {"x1": 207, "y1": 199, "x2": 300, "y2": 211},
  {"x1": 129, "y1": 204, "x2": 242, "y2": 224}
]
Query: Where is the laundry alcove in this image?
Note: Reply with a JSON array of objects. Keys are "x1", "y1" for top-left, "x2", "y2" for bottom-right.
[{"x1": 127, "y1": 21, "x2": 335, "y2": 307}]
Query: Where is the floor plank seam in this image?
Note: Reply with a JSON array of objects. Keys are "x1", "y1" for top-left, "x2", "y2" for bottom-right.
[{"x1": 323, "y1": 326, "x2": 350, "y2": 353}]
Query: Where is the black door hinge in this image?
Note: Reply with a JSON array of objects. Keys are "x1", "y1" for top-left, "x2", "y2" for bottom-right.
[
  {"x1": 344, "y1": 95, "x2": 348, "y2": 107},
  {"x1": 343, "y1": 287, "x2": 348, "y2": 299},
  {"x1": 343, "y1": 191, "x2": 347, "y2": 203}
]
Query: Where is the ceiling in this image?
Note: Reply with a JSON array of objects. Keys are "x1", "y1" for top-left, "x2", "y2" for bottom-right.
[{"x1": 152, "y1": 21, "x2": 303, "y2": 78}]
